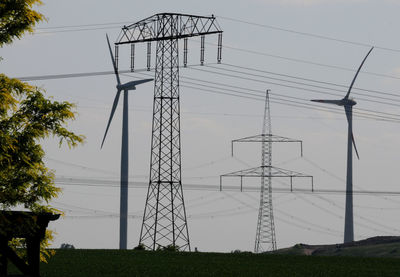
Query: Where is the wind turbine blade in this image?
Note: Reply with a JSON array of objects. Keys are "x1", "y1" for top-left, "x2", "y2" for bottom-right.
[
  {"x1": 130, "y1": 78, "x2": 154, "y2": 86},
  {"x1": 106, "y1": 34, "x2": 121, "y2": 85},
  {"x1": 344, "y1": 47, "x2": 374, "y2": 100},
  {"x1": 101, "y1": 89, "x2": 122, "y2": 148},
  {"x1": 344, "y1": 106, "x2": 360, "y2": 160},
  {"x1": 120, "y1": 78, "x2": 154, "y2": 90},
  {"x1": 311, "y1": 99, "x2": 342, "y2": 105},
  {"x1": 352, "y1": 133, "x2": 360, "y2": 160}
]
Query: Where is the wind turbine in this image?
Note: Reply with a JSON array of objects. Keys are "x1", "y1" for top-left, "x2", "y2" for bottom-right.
[
  {"x1": 101, "y1": 34, "x2": 153, "y2": 249},
  {"x1": 311, "y1": 47, "x2": 373, "y2": 243}
]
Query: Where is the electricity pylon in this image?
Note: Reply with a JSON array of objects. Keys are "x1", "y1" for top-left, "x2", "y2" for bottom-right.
[
  {"x1": 114, "y1": 13, "x2": 222, "y2": 251},
  {"x1": 220, "y1": 90, "x2": 313, "y2": 253}
]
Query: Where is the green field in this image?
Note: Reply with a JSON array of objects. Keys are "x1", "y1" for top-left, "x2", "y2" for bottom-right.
[{"x1": 8, "y1": 249, "x2": 400, "y2": 277}]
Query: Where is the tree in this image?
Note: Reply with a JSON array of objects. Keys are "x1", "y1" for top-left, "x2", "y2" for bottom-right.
[
  {"x1": 0, "y1": 0, "x2": 45, "y2": 46},
  {"x1": 0, "y1": 0, "x2": 84, "y2": 262},
  {"x1": 0, "y1": 75, "x2": 84, "y2": 212},
  {"x1": 60, "y1": 243, "x2": 75, "y2": 249}
]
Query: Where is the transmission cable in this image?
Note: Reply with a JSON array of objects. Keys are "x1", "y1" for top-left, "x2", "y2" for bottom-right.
[
  {"x1": 294, "y1": 192, "x2": 396, "y2": 235},
  {"x1": 131, "y1": 71, "x2": 400, "y2": 123},
  {"x1": 211, "y1": 64, "x2": 400, "y2": 105},
  {"x1": 17, "y1": 64, "x2": 400, "y2": 107},
  {"x1": 313, "y1": 194, "x2": 400, "y2": 233},
  {"x1": 218, "y1": 15, "x2": 400, "y2": 54},
  {"x1": 199, "y1": 40, "x2": 400, "y2": 81},
  {"x1": 180, "y1": 78, "x2": 400, "y2": 122},
  {"x1": 189, "y1": 67, "x2": 400, "y2": 118},
  {"x1": 21, "y1": 19, "x2": 400, "y2": 81},
  {"x1": 222, "y1": 63, "x2": 400, "y2": 99}
]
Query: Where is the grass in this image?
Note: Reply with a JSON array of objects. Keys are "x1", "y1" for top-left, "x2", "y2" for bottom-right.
[{"x1": 7, "y1": 249, "x2": 400, "y2": 277}]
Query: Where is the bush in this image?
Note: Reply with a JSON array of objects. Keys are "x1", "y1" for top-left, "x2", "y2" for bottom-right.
[
  {"x1": 60, "y1": 243, "x2": 75, "y2": 249},
  {"x1": 133, "y1": 243, "x2": 146, "y2": 251}
]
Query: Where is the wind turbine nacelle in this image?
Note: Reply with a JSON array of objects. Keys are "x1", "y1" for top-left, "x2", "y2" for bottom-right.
[
  {"x1": 117, "y1": 83, "x2": 137, "y2": 91},
  {"x1": 117, "y1": 79, "x2": 153, "y2": 91},
  {"x1": 343, "y1": 98, "x2": 357, "y2": 106}
]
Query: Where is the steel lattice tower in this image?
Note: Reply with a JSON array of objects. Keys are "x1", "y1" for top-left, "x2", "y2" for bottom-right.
[
  {"x1": 220, "y1": 90, "x2": 313, "y2": 253},
  {"x1": 255, "y1": 90, "x2": 276, "y2": 252},
  {"x1": 142, "y1": 35, "x2": 187, "y2": 250},
  {"x1": 115, "y1": 13, "x2": 222, "y2": 251}
]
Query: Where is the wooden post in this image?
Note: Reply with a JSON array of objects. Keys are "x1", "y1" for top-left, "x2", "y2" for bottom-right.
[
  {"x1": 0, "y1": 211, "x2": 59, "y2": 277},
  {"x1": 27, "y1": 237, "x2": 41, "y2": 277},
  {"x1": 0, "y1": 239, "x2": 8, "y2": 276}
]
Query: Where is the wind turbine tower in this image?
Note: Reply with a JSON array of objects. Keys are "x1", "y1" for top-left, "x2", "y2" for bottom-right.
[
  {"x1": 101, "y1": 34, "x2": 153, "y2": 249},
  {"x1": 311, "y1": 47, "x2": 373, "y2": 243}
]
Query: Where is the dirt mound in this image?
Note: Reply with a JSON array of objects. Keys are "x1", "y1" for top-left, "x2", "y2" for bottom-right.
[{"x1": 278, "y1": 236, "x2": 400, "y2": 257}]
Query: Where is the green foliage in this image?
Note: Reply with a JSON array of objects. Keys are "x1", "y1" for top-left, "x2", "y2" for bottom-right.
[
  {"x1": 0, "y1": 0, "x2": 84, "y2": 265},
  {"x1": 0, "y1": 74, "x2": 84, "y2": 211},
  {"x1": 133, "y1": 243, "x2": 146, "y2": 251},
  {"x1": 8, "y1": 230, "x2": 55, "y2": 263},
  {"x1": 0, "y1": 0, "x2": 45, "y2": 46},
  {"x1": 156, "y1": 244, "x2": 180, "y2": 252},
  {"x1": 0, "y1": 75, "x2": 83, "y2": 263},
  {"x1": 40, "y1": 230, "x2": 57, "y2": 262}
]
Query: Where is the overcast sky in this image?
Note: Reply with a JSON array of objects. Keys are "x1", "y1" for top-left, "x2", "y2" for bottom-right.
[{"x1": 2, "y1": 0, "x2": 400, "y2": 252}]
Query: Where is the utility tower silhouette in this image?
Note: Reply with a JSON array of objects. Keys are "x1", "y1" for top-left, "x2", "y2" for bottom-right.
[
  {"x1": 114, "y1": 13, "x2": 222, "y2": 251},
  {"x1": 220, "y1": 90, "x2": 313, "y2": 253}
]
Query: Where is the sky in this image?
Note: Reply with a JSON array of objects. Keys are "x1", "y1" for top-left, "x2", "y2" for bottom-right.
[{"x1": 2, "y1": 0, "x2": 400, "y2": 252}]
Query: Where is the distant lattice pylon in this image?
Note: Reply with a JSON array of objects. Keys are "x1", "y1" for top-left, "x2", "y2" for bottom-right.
[
  {"x1": 220, "y1": 90, "x2": 313, "y2": 253},
  {"x1": 255, "y1": 90, "x2": 276, "y2": 252}
]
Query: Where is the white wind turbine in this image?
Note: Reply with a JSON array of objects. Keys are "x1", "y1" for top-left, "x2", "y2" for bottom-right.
[
  {"x1": 311, "y1": 47, "x2": 373, "y2": 243},
  {"x1": 101, "y1": 34, "x2": 153, "y2": 249}
]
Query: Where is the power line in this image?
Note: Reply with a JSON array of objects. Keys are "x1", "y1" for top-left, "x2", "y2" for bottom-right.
[
  {"x1": 241, "y1": 192, "x2": 341, "y2": 237},
  {"x1": 222, "y1": 63, "x2": 400, "y2": 99},
  {"x1": 15, "y1": 65, "x2": 400, "y2": 123},
  {"x1": 36, "y1": 21, "x2": 131, "y2": 30},
  {"x1": 181, "y1": 70, "x2": 400, "y2": 117},
  {"x1": 130, "y1": 71, "x2": 400, "y2": 123},
  {"x1": 181, "y1": 68, "x2": 400, "y2": 121},
  {"x1": 54, "y1": 176, "x2": 400, "y2": 196},
  {"x1": 314, "y1": 194, "x2": 400, "y2": 233},
  {"x1": 225, "y1": 191, "x2": 354, "y2": 239},
  {"x1": 294, "y1": 193, "x2": 397, "y2": 236},
  {"x1": 18, "y1": 18, "x2": 400, "y2": 83},
  {"x1": 45, "y1": 157, "x2": 118, "y2": 176},
  {"x1": 54, "y1": 188, "x2": 398, "y2": 236},
  {"x1": 217, "y1": 64, "x2": 400, "y2": 103},
  {"x1": 206, "y1": 42, "x2": 400, "y2": 81},
  {"x1": 302, "y1": 156, "x2": 400, "y2": 206},
  {"x1": 218, "y1": 16, "x2": 400, "y2": 54},
  {"x1": 16, "y1": 63, "x2": 209, "y2": 81},
  {"x1": 182, "y1": 84, "x2": 400, "y2": 123},
  {"x1": 35, "y1": 26, "x2": 120, "y2": 34},
  {"x1": 191, "y1": 66, "x2": 400, "y2": 117},
  {"x1": 17, "y1": 63, "x2": 400, "y2": 109},
  {"x1": 179, "y1": 83, "x2": 396, "y2": 122},
  {"x1": 271, "y1": 179, "x2": 400, "y2": 235}
]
